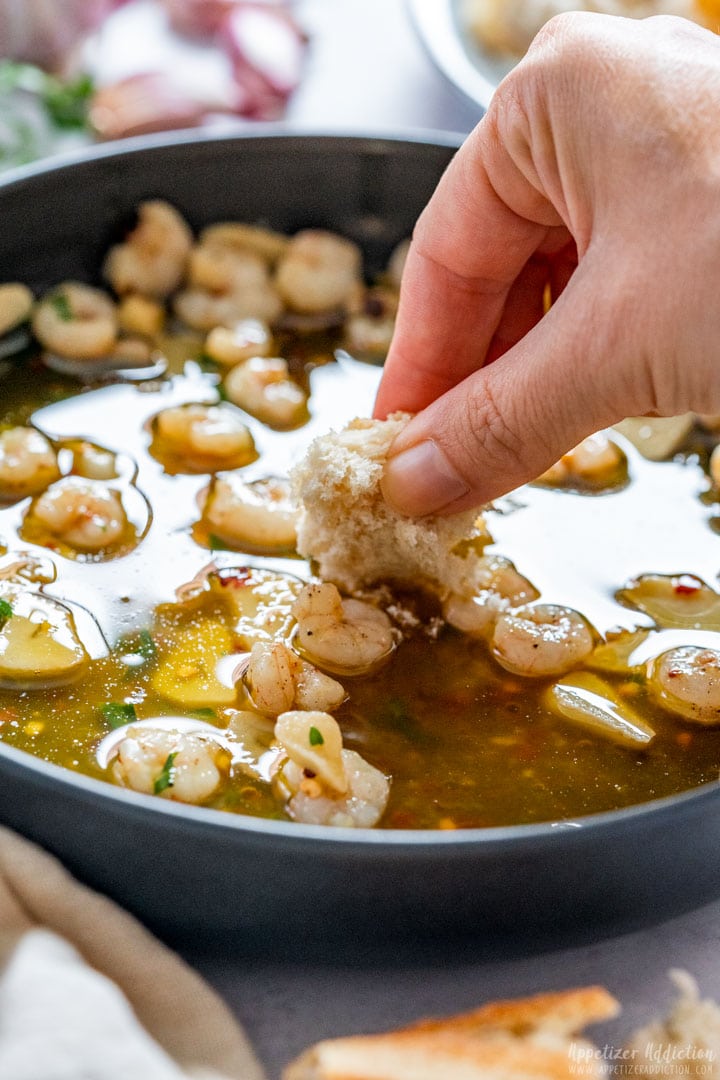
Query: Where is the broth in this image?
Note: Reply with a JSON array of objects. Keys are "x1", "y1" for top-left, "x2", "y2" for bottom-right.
[{"x1": 1, "y1": 340, "x2": 720, "y2": 829}]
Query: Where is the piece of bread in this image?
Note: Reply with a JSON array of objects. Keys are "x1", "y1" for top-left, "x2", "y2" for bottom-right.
[
  {"x1": 291, "y1": 414, "x2": 490, "y2": 600},
  {"x1": 283, "y1": 985, "x2": 620, "y2": 1080},
  {"x1": 624, "y1": 970, "x2": 720, "y2": 1078}
]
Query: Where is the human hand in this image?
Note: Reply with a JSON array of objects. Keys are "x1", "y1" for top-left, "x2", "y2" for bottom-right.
[{"x1": 375, "y1": 12, "x2": 720, "y2": 515}]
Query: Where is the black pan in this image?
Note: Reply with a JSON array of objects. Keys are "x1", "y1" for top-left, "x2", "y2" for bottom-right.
[{"x1": 0, "y1": 132, "x2": 718, "y2": 951}]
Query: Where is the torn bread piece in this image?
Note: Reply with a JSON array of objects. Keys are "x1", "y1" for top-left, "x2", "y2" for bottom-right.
[
  {"x1": 291, "y1": 414, "x2": 491, "y2": 599},
  {"x1": 284, "y1": 985, "x2": 620, "y2": 1080},
  {"x1": 625, "y1": 970, "x2": 720, "y2": 1079}
]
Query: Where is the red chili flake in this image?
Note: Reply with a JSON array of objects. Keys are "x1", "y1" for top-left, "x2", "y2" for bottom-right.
[
  {"x1": 215, "y1": 567, "x2": 251, "y2": 589},
  {"x1": 674, "y1": 575, "x2": 702, "y2": 596},
  {"x1": 0, "y1": 709, "x2": 18, "y2": 724}
]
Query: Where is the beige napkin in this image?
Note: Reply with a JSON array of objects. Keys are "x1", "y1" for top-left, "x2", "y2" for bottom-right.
[{"x1": 0, "y1": 825, "x2": 266, "y2": 1080}]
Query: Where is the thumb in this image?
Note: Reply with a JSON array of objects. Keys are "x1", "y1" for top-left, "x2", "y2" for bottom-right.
[{"x1": 380, "y1": 265, "x2": 636, "y2": 516}]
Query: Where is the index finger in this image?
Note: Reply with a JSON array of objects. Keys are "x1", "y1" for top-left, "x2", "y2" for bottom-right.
[{"x1": 373, "y1": 112, "x2": 563, "y2": 418}]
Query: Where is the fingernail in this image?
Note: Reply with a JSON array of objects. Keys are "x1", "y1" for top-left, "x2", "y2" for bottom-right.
[{"x1": 381, "y1": 440, "x2": 470, "y2": 516}]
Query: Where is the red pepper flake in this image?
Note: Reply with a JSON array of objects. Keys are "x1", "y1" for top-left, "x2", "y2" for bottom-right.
[
  {"x1": 674, "y1": 575, "x2": 702, "y2": 596},
  {"x1": 215, "y1": 567, "x2": 252, "y2": 589},
  {"x1": 0, "y1": 709, "x2": 18, "y2": 724}
]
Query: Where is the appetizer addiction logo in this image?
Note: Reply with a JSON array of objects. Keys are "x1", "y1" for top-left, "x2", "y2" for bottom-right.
[{"x1": 568, "y1": 1040, "x2": 716, "y2": 1076}]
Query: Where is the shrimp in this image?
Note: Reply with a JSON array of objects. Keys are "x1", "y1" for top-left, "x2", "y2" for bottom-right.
[
  {"x1": 292, "y1": 582, "x2": 396, "y2": 677},
  {"x1": 0, "y1": 427, "x2": 60, "y2": 501},
  {"x1": 536, "y1": 432, "x2": 626, "y2": 489},
  {"x1": 32, "y1": 283, "x2": 118, "y2": 360},
  {"x1": 386, "y1": 238, "x2": 410, "y2": 289},
  {"x1": 26, "y1": 477, "x2": 129, "y2": 553},
  {"x1": 275, "y1": 230, "x2": 362, "y2": 314},
  {"x1": 710, "y1": 443, "x2": 720, "y2": 487},
  {"x1": 188, "y1": 243, "x2": 268, "y2": 294},
  {"x1": 204, "y1": 317, "x2": 273, "y2": 368},
  {"x1": 443, "y1": 556, "x2": 540, "y2": 638},
  {"x1": 0, "y1": 283, "x2": 33, "y2": 337},
  {"x1": 491, "y1": 603, "x2": 596, "y2": 677},
  {"x1": 103, "y1": 200, "x2": 193, "y2": 298},
  {"x1": 70, "y1": 441, "x2": 118, "y2": 481},
  {"x1": 648, "y1": 646, "x2": 720, "y2": 725},
  {"x1": 150, "y1": 403, "x2": 256, "y2": 473},
  {"x1": 111, "y1": 726, "x2": 228, "y2": 803},
  {"x1": 202, "y1": 475, "x2": 298, "y2": 554},
  {"x1": 174, "y1": 283, "x2": 283, "y2": 331},
  {"x1": 174, "y1": 237, "x2": 283, "y2": 330},
  {"x1": 241, "y1": 640, "x2": 345, "y2": 715},
  {"x1": 345, "y1": 287, "x2": 399, "y2": 359},
  {"x1": 199, "y1": 221, "x2": 290, "y2": 263},
  {"x1": 223, "y1": 356, "x2": 308, "y2": 429},
  {"x1": 117, "y1": 293, "x2": 165, "y2": 339},
  {"x1": 273, "y1": 710, "x2": 390, "y2": 828}
]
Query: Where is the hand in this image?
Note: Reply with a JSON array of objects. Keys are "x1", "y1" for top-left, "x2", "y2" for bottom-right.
[{"x1": 375, "y1": 12, "x2": 720, "y2": 515}]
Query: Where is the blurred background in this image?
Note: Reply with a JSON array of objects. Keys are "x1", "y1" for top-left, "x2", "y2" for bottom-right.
[{"x1": 0, "y1": 0, "x2": 483, "y2": 173}]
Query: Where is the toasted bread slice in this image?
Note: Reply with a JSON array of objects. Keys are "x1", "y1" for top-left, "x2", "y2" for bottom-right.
[{"x1": 284, "y1": 986, "x2": 619, "y2": 1080}]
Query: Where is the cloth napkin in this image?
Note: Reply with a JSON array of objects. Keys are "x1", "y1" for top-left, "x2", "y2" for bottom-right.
[{"x1": 0, "y1": 825, "x2": 267, "y2": 1080}]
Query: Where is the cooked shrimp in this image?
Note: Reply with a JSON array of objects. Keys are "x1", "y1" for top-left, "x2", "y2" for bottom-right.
[
  {"x1": 275, "y1": 230, "x2": 362, "y2": 314},
  {"x1": 0, "y1": 283, "x2": 33, "y2": 337},
  {"x1": 241, "y1": 641, "x2": 345, "y2": 715},
  {"x1": 273, "y1": 711, "x2": 389, "y2": 828},
  {"x1": 27, "y1": 477, "x2": 129, "y2": 553},
  {"x1": 174, "y1": 283, "x2": 283, "y2": 331},
  {"x1": 223, "y1": 356, "x2": 308, "y2": 429},
  {"x1": 649, "y1": 646, "x2": 720, "y2": 725},
  {"x1": 70, "y1": 442, "x2": 118, "y2": 481},
  {"x1": 199, "y1": 221, "x2": 290, "y2": 263},
  {"x1": 491, "y1": 603, "x2": 596, "y2": 677},
  {"x1": 111, "y1": 726, "x2": 227, "y2": 803},
  {"x1": 202, "y1": 475, "x2": 298, "y2": 553},
  {"x1": 386, "y1": 238, "x2": 410, "y2": 289},
  {"x1": 443, "y1": 556, "x2": 540, "y2": 638},
  {"x1": 710, "y1": 443, "x2": 720, "y2": 486},
  {"x1": 188, "y1": 243, "x2": 268, "y2": 294},
  {"x1": 204, "y1": 317, "x2": 273, "y2": 368},
  {"x1": 345, "y1": 288, "x2": 399, "y2": 358},
  {"x1": 537, "y1": 432, "x2": 626, "y2": 488},
  {"x1": 292, "y1": 582, "x2": 396, "y2": 676},
  {"x1": 33, "y1": 283, "x2": 118, "y2": 360},
  {"x1": 117, "y1": 293, "x2": 165, "y2": 339},
  {"x1": 151, "y1": 403, "x2": 256, "y2": 473},
  {"x1": 103, "y1": 200, "x2": 193, "y2": 298},
  {"x1": 0, "y1": 427, "x2": 60, "y2": 501}
]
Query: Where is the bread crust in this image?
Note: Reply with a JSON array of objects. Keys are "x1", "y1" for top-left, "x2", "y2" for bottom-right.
[{"x1": 283, "y1": 986, "x2": 620, "y2": 1080}]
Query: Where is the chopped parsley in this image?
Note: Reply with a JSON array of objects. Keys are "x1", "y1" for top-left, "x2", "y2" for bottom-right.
[
  {"x1": 101, "y1": 702, "x2": 137, "y2": 730},
  {"x1": 309, "y1": 725, "x2": 324, "y2": 747},
  {"x1": 137, "y1": 629, "x2": 156, "y2": 661},
  {"x1": 50, "y1": 293, "x2": 73, "y2": 322},
  {"x1": 154, "y1": 752, "x2": 178, "y2": 794},
  {"x1": 208, "y1": 533, "x2": 230, "y2": 551},
  {"x1": 0, "y1": 599, "x2": 12, "y2": 624},
  {"x1": 190, "y1": 707, "x2": 217, "y2": 720}
]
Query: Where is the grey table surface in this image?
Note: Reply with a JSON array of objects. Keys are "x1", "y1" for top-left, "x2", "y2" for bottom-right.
[{"x1": 158, "y1": 2, "x2": 720, "y2": 1077}]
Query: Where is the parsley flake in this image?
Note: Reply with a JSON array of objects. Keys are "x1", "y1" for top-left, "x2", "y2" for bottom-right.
[
  {"x1": 309, "y1": 726, "x2": 324, "y2": 747},
  {"x1": 0, "y1": 599, "x2": 12, "y2": 624},
  {"x1": 50, "y1": 293, "x2": 73, "y2": 322},
  {"x1": 101, "y1": 702, "x2": 137, "y2": 730},
  {"x1": 154, "y1": 752, "x2": 178, "y2": 794}
]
